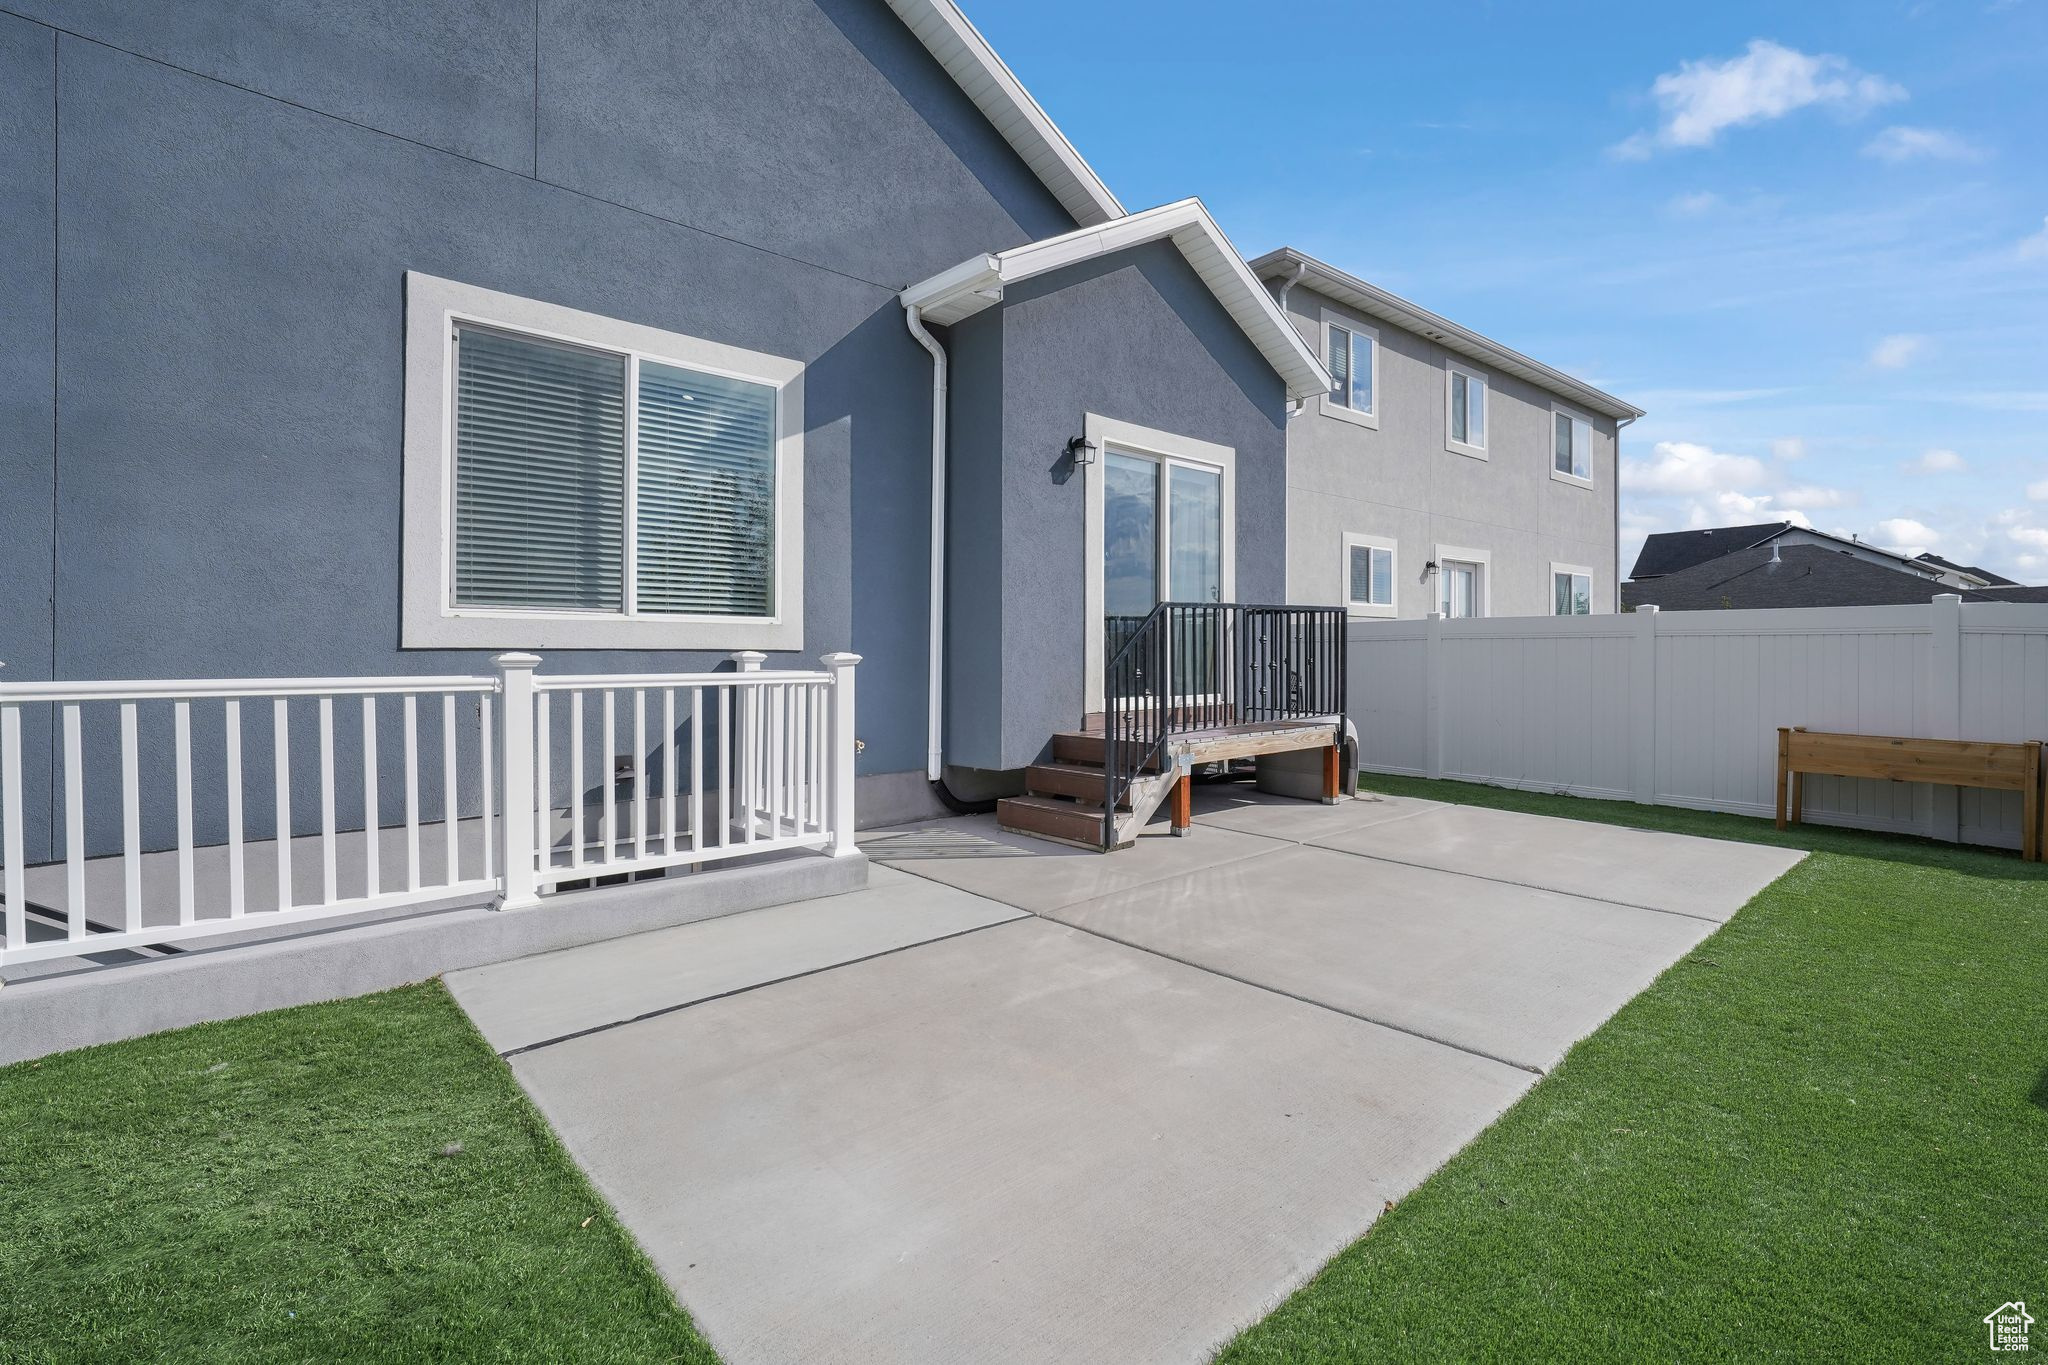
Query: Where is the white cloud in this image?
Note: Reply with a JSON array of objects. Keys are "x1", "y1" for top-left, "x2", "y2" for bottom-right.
[
  {"x1": 1779, "y1": 484, "x2": 1857, "y2": 508},
  {"x1": 1902, "y1": 447, "x2": 1967, "y2": 475},
  {"x1": 1620, "y1": 440, "x2": 1769, "y2": 494},
  {"x1": 1873, "y1": 517, "x2": 1939, "y2": 555},
  {"x1": 1772, "y1": 437, "x2": 1807, "y2": 461},
  {"x1": 1613, "y1": 40, "x2": 1905, "y2": 156},
  {"x1": 1667, "y1": 190, "x2": 1722, "y2": 217},
  {"x1": 2028, "y1": 479, "x2": 2048, "y2": 501},
  {"x1": 1869, "y1": 333, "x2": 1926, "y2": 369},
  {"x1": 1861, "y1": 126, "x2": 1988, "y2": 162},
  {"x1": 2020, "y1": 216, "x2": 2048, "y2": 262}
]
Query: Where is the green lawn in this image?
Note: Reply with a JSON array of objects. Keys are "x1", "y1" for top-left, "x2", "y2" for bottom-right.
[
  {"x1": 0, "y1": 981, "x2": 717, "y2": 1364},
  {"x1": 1220, "y1": 775, "x2": 2048, "y2": 1363},
  {"x1": 6, "y1": 783, "x2": 2043, "y2": 1363}
]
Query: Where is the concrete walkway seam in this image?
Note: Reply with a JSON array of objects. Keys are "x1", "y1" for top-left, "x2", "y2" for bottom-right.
[{"x1": 497, "y1": 912, "x2": 1031, "y2": 1060}]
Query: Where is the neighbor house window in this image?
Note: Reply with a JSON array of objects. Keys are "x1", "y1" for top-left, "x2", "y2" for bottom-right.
[
  {"x1": 1343, "y1": 533, "x2": 1396, "y2": 617},
  {"x1": 1552, "y1": 405, "x2": 1593, "y2": 485},
  {"x1": 1446, "y1": 364, "x2": 1487, "y2": 457},
  {"x1": 403, "y1": 272, "x2": 805, "y2": 650},
  {"x1": 1322, "y1": 312, "x2": 1379, "y2": 427},
  {"x1": 1552, "y1": 565, "x2": 1593, "y2": 615}
]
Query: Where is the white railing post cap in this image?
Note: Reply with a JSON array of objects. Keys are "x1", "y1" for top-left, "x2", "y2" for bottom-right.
[
  {"x1": 730, "y1": 650, "x2": 767, "y2": 671},
  {"x1": 821, "y1": 651, "x2": 863, "y2": 668},
  {"x1": 491, "y1": 652, "x2": 542, "y2": 667}
]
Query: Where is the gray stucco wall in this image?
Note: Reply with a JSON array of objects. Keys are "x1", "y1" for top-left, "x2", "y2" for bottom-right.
[
  {"x1": 0, "y1": 0, "x2": 1074, "y2": 860},
  {"x1": 1280, "y1": 282, "x2": 1619, "y2": 619},
  {"x1": 945, "y1": 242, "x2": 1290, "y2": 773}
]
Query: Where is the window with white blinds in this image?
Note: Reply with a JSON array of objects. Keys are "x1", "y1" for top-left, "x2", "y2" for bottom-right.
[
  {"x1": 454, "y1": 327, "x2": 627, "y2": 611},
  {"x1": 449, "y1": 325, "x2": 780, "y2": 621},
  {"x1": 404, "y1": 273, "x2": 805, "y2": 650},
  {"x1": 1342, "y1": 534, "x2": 1396, "y2": 616}
]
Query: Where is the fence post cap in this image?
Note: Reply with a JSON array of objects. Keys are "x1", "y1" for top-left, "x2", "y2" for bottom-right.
[
  {"x1": 491, "y1": 652, "x2": 542, "y2": 667},
  {"x1": 1637, "y1": 604, "x2": 1659, "y2": 615},
  {"x1": 729, "y1": 650, "x2": 768, "y2": 671},
  {"x1": 820, "y1": 651, "x2": 863, "y2": 668},
  {"x1": 1934, "y1": 593, "x2": 1963, "y2": 604}
]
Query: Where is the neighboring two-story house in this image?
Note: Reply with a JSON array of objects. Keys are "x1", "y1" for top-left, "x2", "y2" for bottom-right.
[{"x1": 1252, "y1": 250, "x2": 1643, "y2": 620}]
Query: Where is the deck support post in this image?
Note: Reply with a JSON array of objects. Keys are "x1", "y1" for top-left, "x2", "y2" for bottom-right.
[
  {"x1": 1169, "y1": 769, "x2": 1192, "y2": 837},
  {"x1": 1321, "y1": 742, "x2": 1342, "y2": 804}
]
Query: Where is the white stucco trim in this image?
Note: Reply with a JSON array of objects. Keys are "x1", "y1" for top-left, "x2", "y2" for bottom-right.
[
  {"x1": 1082, "y1": 414, "x2": 1237, "y2": 713},
  {"x1": 401, "y1": 271, "x2": 805, "y2": 651},
  {"x1": 1341, "y1": 532, "x2": 1398, "y2": 618},
  {"x1": 1548, "y1": 400, "x2": 1596, "y2": 489},
  {"x1": 1319, "y1": 308, "x2": 1381, "y2": 430},
  {"x1": 1444, "y1": 362, "x2": 1489, "y2": 460},
  {"x1": 1432, "y1": 542, "x2": 1492, "y2": 618}
]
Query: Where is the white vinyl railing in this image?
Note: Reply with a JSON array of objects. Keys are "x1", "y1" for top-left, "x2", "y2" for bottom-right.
[{"x1": 0, "y1": 651, "x2": 859, "y2": 965}]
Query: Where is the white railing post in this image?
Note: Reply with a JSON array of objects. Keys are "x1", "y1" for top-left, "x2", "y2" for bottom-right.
[
  {"x1": 1928, "y1": 594, "x2": 1963, "y2": 842},
  {"x1": 0, "y1": 662, "x2": 23, "y2": 962},
  {"x1": 822, "y1": 652, "x2": 862, "y2": 857},
  {"x1": 1423, "y1": 613, "x2": 1444, "y2": 780},
  {"x1": 1630, "y1": 605, "x2": 1659, "y2": 805},
  {"x1": 730, "y1": 651, "x2": 765, "y2": 841},
  {"x1": 494, "y1": 652, "x2": 542, "y2": 910}
]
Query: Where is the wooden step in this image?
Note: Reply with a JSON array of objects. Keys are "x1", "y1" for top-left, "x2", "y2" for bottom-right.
[
  {"x1": 1023, "y1": 761, "x2": 1131, "y2": 807},
  {"x1": 1050, "y1": 731, "x2": 1161, "y2": 770},
  {"x1": 996, "y1": 794, "x2": 1108, "y2": 848}
]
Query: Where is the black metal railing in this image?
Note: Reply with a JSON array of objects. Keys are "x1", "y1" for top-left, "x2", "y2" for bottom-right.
[{"x1": 1100, "y1": 602, "x2": 1347, "y2": 847}]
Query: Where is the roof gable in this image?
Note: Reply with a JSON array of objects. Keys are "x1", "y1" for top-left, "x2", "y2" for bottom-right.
[
  {"x1": 1631, "y1": 524, "x2": 1790, "y2": 579},
  {"x1": 883, "y1": 0, "x2": 1122, "y2": 228},
  {"x1": 900, "y1": 199, "x2": 1333, "y2": 401},
  {"x1": 1251, "y1": 248, "x2": 1644, "y2": 421}
]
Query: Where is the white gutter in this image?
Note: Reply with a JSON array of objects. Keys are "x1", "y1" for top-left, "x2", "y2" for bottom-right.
[{"x1": 904, "y1": 304, "x2": 948, "y2": 782}]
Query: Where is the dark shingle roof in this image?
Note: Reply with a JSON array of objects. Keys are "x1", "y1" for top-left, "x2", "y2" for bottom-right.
[
  {"x1": 1622, "y1": 544, "x2": 2025, "y2": 611},
  {"x1": 1912, "y1": 552, "x2": 2019, "y2": 586},
  {"x1": 1628, "y1": 523, "x2": 1791, "y2": 579}
]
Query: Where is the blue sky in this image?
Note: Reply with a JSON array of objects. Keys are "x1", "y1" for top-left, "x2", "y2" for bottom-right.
[{"x1": 968, "y1": 0, "x2": 2048, "y2": 581}]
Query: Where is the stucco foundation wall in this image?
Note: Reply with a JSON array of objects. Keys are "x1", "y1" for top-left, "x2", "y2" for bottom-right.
[
  {"x1": 0, "y1": 0, "x2": 1076, "y2": 858},
  {"x1": 944, "y1": 243, "x2": 1290, "y2": 772},
  {"x1": 1280, "y1": 282, "x2": 1618, "y2": 619}
]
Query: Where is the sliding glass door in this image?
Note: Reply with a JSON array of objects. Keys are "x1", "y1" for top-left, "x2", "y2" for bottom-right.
[{"x1": 1102, "y1": 448, "x2": 1226, "y2": 703}]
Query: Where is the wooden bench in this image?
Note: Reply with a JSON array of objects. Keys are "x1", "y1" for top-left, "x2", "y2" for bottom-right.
[{"x1": 1775, "y1": 727, "x2": 2045, "y2": 860}]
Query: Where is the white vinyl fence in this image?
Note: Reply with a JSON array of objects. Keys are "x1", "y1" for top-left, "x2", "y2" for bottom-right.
[
  {"x1": 0, "y1": 651, "x2": 859, "y2": 966},
  {"x1": 1349, "y1": 595, "x2": 2048, "y2": 849}
]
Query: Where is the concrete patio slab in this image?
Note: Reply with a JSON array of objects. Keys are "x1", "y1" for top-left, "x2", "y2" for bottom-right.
[
  {"x1": 510, "y1": 915, "x2": 1533, "y2": 1365},
  {"x1": 447, "y1": 865, "x2": 1024, "y2": 1055},
  {"x1": 860, "y1": 812, "x2": 1287, "y2": 913},
  {"x1": 1306, "y1": 802, "x2": 1804, "y2": 920},
  {"x1": 1042, "y1": 844, "x2": 1717, "y2": 1071},
  {"x1": 1189, "y1": 785, "x2": 1442, "y2": 842}
]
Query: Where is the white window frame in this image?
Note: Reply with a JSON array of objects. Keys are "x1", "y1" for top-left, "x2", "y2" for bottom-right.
[
  {"x1": 1549, "y1": 401, "x2": 1596, "y2": 489},
  {"x1": 1341, "y1": 533, "x2": 1398, "y2": 618},
  {"x1": 1550, "y1": 561, "x2": 1595, "y2": 615},
  {"x1": 1433, "y1": 543, "x2": 1491, "y2": 618},
  {"x1": 1444, "y1": 362, "x2": 1488, "y2": 460},
  {"x1": 1319, "y1": 308, "x2": 1380, "y2": 430},
  {"x1": 401, "y1": 272, "x2": 805, "y2": 650}
]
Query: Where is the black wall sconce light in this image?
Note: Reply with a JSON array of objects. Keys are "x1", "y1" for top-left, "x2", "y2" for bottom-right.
[{"x1": 1064, "y1": 435, "x2": 1098, "y2": 467}]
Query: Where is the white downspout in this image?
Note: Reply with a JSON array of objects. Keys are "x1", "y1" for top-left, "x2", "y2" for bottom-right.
[{"x1": 904, "y1": 304, "x2": 947, "y2": 782}]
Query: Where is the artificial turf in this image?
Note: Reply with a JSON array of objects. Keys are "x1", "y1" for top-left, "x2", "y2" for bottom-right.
[
  {"x1": 0, "y1": 981, "x2": 718, "y2": 1364},
  {"x1": 1219, "y1": 775, "x2": 2048, "y2": 1362}
]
